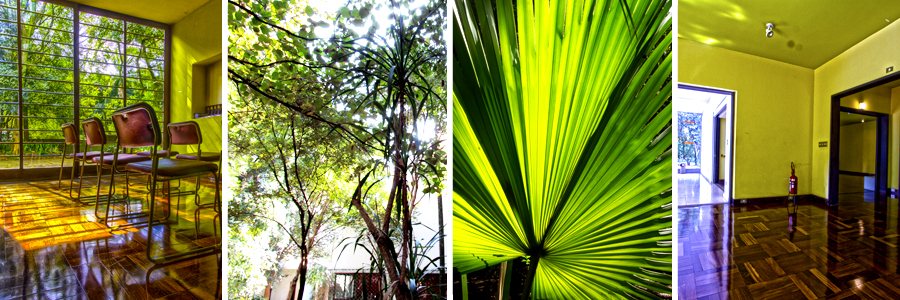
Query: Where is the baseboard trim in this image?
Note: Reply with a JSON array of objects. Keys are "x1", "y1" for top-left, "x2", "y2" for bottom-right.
[{"x1": 733, "y1": 194, "x2": 821, "y2": 206}]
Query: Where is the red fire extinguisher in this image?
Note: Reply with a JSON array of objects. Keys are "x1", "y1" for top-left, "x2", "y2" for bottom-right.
[{"x1": 789, "y1": 162, "x2": 797, "y2": 195}]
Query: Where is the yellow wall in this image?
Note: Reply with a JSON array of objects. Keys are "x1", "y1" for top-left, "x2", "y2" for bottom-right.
[
  {"x1": 170, "y1": 0, "x2": 222, "y2": 154},
  {"x1": 679, "y1": 39, "x2": 815, "y2": 199},
  {"x1": 840, "y1": 87, "x2": 892, "y2": 114},
  {"x1": 207, "y1": 60, "x2": 223, "y2": 106},
  {"x1": 812, "y1": 20, "x2": 900, "y2": 196},
  {"x1": 839, "y1": 122, "x2": 876, "y2": 174}
]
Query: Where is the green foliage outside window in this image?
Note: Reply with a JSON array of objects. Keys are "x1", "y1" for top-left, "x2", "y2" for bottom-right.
[
  {"x1": 0, "y1": 0, "x2": 165, "y2": 169},
  {"x1": 677, "y1": 111, "x2": 701, "y2": 165}
]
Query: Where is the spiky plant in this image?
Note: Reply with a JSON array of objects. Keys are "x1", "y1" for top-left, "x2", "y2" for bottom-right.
[{"x1": 452, "y1": 0, "x2": 672, "y2": 299}]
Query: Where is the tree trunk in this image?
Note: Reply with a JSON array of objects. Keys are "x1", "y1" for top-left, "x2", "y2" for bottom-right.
[
  {"x1": 286, "y1": 256, "x2": 308, "y2": 300},
  {"x1": 350, "y1": 196, "x2": 411, "y2": 300},
  {"x1": 437, "y1": 194, "x2": 445, "y2": 270}
]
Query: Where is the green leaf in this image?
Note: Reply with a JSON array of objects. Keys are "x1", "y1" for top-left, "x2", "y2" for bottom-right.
[{"x1": 452, "y1": 0, "x2": 672, "y2": 298}]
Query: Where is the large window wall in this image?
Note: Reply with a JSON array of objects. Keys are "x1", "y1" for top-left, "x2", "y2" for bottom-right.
[{"x1": 0, "y1": 0, "x2": 167, "y2": 174}]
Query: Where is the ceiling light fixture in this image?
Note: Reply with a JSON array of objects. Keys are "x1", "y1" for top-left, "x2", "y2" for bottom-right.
[
  {"x1": 766, "y1": 23, "x2": 775, "y2": 38},
  {"x1": 859, "y1": 102, "x2": 867, "y2": 110}
]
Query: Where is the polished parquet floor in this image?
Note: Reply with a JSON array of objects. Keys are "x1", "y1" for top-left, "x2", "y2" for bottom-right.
[
  {"x1": 0, "y1": 175, "x2": 220, "y2": 300},
  {"x1": 678, "y1": 175, "x2": 900, "y2": 299}
]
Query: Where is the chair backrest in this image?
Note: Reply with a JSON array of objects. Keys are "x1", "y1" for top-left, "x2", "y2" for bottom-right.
[
  {"x1": 111, "y1": 103, "x2": 160, "y2": 148},
  {"x1": 167, "y1": 121, "x2": 202, "y2": 146},
  {"x1": 80, "y1": 117, "x2": 106, "y2": 146},
  {"x1": 61, "y1": 123, "x2": 78, "y2": 145}
]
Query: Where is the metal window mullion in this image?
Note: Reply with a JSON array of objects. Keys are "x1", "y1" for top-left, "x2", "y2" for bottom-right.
[
  {"x1": 79, "y1": 46, "x2": 122, "y2": 57},
  {"x1": 79, "y1": 34, "x2": 122, "y2": 45},
  {"x1": 21, "y1": 102, "x2": 72, "y2": 108},
  {"x1": 125, "y1": 63, "x2": 163, "y2": 72},
  {"x1": 21, "y1": 8, "x2": 73, "y2": 22},
  {"x1": 16, "y1": 0, "x2": 22, "y2": 169},
  {"x1": 125, "y1": 86, "x2": 162, "y2": 93},
  {"x1": 21, "y1": 62, "x2": 73, "y2": 72},
  {"x1": 73, "y1": 5, "x2": 80, "y2": 155},
  {"x1": 125, "y1": 28, "x2": 162, "y2": 41},
  {"x1": 22, "y1": 22, "x2": 73, "y2": 37},
  {"x1": 80, "y1": 81, "x2": 122, "y2": 89},
  {"x1": 22, "y1": 49, "x2": 72, "y2": 59},
  {"x1": 21, "y1": 35, "x2": 74, "y2": 49},
  {"x1": 80, "y1": 22, "x2": 122, "y2": 34},
  {"x1": 22, "y1": 75, "x2": 73, "y2": 84},
  {"x1": 79, "y1": 94, "x2": 123, "y2": 100},
  {"x1": 163, "y1": 22, "x2": 169, "y2": 150},
  {"x1": 121, "y1": 19, "x2": 126, "y2": 107},
  {"x1": 124, "y1": 76, "x2": 162, "y2": 82}
]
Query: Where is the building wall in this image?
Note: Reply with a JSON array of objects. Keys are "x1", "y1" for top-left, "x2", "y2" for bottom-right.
[
  {"x1": 678, "y1": 39, "x2": 815, "y2": 199},
  {"x1": 839, "y1": 121, "x2": 876, "y2": 174},
  {"x1": 811, "y1": 20, "x2": 900, "y2": 196},
  {"x1": 170, "y1": 0, "x2": 222, "y2": 154}
]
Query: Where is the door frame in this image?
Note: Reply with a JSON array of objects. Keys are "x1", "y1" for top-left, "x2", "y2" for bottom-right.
[
  {"x1": 828, "y1": 71, "x2": 900, "y2": 205},
  {"x1": 712, "y1": 109, "x2": 726, "y2": 186},
  {"x1": 679, "y1": 83, "x2": 735, "y2": 202}
]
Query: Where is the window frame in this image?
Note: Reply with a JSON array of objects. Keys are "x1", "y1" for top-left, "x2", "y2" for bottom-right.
[{"x1": 0, "y1": 0, "x2": 170, "y2": 180}]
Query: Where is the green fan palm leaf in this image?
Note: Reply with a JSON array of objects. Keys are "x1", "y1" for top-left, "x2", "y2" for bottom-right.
[{"x1": 452, "y1": 0, "x2": 672, "y2": 298}]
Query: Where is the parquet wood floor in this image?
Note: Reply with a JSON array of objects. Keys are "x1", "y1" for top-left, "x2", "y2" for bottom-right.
[
  {"x1": 0, "y1": 177, "x2": 220, "y2": 300},
  {"x1": 678, "y1": 177, "x2": 900, "y2": 299}
]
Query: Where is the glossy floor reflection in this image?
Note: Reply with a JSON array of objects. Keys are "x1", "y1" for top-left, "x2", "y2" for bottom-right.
[
  {"x1": 0, "y1": 177, "x2": 220, "y2": 299},
  {"x1": 678, "y1": 185, "x2": 900, "y2": 299},
  {"x1": 678, "y1": 173, "x2": 727, "y2": 206}
]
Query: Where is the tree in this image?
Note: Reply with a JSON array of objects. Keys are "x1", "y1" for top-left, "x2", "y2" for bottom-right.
[
  {"x1": 228, "y1": 0, "x2": 447, "y2": 298},
  {"x1": 228, "y1": 83, "x2": 377, "y2": 299}
]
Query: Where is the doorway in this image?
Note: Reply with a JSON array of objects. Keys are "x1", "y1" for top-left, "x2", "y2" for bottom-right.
[
  {"x1": 837, "y1": 112, "x2": 880, "y2": 202},
  {"x1": 712, "y1": 110, "x2": 727, "y2": 188},
  {"x1": 676, "y1": 84, "x2": 735, "y2": 206},
  {"x1": 828, "y1": 73, "x2": 900, "y2": 206}
]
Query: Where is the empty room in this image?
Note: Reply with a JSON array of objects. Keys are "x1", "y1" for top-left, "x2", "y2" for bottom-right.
[
  {"x1": 677, "y1": 0, "x2": 900, "y2": 299},
  {"x1": 0, "y1": 0, "x2": 223, "y2": 299}
]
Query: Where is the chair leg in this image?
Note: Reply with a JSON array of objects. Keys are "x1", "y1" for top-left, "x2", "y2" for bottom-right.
[
  {"x1": 104, "y1": 166, "x2": 116, "y2": 228},
  {"x1": 76, "y1": 158, "x2": 86, "y2": 202},
  {"x1": 194, "y1": 206, "x2": 201, "y2": 240},
  {"x1": 147, "y1": 173, "x2": 158, "y2": 262},
  {"x1": 57, "y1": 148, "x2": 66, "y2": 191},
  {"x1": 94, "y1": 163, "x2": 105, "y2": 223},
  {"x1": 68, "y1": 157, "x2": 76, "y2": 195}
]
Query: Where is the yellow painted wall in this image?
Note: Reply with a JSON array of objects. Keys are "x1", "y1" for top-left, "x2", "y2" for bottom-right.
[
  {"x1": 812, "y1": 20, "x2": 900, "y2": 196},
  {"x1": 207, "y1": 60, "x2": 223, "y2": 106},
  {"x1": 840, "y1": 87, "x2": 892, "y2": 114},
  {"x1": 679, "y1": 39, "x2": 815, "y2": 199},
  {"x1": 839, "y1": 122, "x2": 876, "y2": 174},
  {"x1": 170, "y1": 0, "x2": 222, "y2": 154}
]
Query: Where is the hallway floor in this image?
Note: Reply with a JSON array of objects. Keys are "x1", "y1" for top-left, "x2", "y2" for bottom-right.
[
  {"x1": 0, "y1": 176, "x2": 220, "y2": 300},
  {"x1": 678, "y1": 180, "x2": 900, "y2": 299},
  {"x1": 677, "y1": 173, "x2": 727, "y2": 206}
]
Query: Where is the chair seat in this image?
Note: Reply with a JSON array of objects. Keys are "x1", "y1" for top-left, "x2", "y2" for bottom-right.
[
  {"x1": 175, "y1": 152, "x2": 221, "y2": 162},
  {"x1": 135, "y1": 150, "x2": 179, "y2": 157},
  {"x1": 125, "y1": 159, "x2": 218, "y2": 177},
  {"x1": 73, "y1": 151, "x2": 111, "y2": 159},
  {"x1": 92, "y1": 154, "x2": 151, "y2": 165}
]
